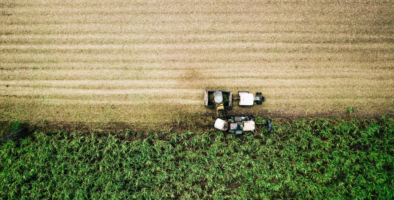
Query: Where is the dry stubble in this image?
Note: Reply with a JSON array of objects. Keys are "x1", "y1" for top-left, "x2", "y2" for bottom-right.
[{"x1": 1, "y1": 0, "x2": 393, "y2": 129}]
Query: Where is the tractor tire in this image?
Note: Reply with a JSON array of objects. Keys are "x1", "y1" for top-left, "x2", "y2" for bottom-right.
[{"x1": 266, "y1": 119, "x2": 272, "y2": 132}]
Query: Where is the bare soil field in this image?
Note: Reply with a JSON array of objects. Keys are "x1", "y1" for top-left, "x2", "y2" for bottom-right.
[{"x1": 1, "y1": 0, "x2": 394, "y2": 131}]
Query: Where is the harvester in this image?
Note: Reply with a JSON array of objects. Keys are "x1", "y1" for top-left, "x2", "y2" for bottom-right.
[{"x1": 204, "y1": 90, "x2": 272, "y2": 134}]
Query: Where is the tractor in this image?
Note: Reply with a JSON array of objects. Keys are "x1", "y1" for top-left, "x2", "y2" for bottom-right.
[{"x1": 204, "y1": 90, "x2": 272, "y2": 134}]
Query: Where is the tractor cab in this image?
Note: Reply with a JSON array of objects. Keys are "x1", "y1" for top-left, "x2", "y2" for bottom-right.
[
  {"x1": 228, "y1": 116, "x2": 256, "y2": 134},
  {"x1": 237, "y1": 91, "x2": 265, "y2": 106}
]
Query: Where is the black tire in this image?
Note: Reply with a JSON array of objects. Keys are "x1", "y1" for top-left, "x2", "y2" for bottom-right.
[
  {"x1": 266, "y1": 119, "x2": 272, "y2": 132},
  {"x1": 256, "y1": 92, "x2": 262, "y2": 96}
]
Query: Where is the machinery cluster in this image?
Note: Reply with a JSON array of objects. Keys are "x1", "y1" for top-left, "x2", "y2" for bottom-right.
[{"x1": 204, "y1": 90, "x2": 272, "y2": 134}]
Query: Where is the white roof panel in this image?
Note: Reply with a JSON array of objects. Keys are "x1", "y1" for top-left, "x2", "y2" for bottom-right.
[
  {"x1": 214, "y1": 118, "x2": 226, "y2": 131},
  {"x1": 239, "y1": 93, "x2": 254, "y2": 106},
  {"x1": 243, "y1": 121, "x2": 255, "y2": 131}
]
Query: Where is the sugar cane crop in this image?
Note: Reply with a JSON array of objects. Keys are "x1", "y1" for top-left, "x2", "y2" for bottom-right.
[{"x1": 1, "y1": 116, "x2": 393, "y2": 199}]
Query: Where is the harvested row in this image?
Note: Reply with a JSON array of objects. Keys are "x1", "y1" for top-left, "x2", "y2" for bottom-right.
[
  {"x1": 1, "y1": 69, "x2": 392, "y2": 80},
  {"x1": 2, "y1": 33, "x2": 393, "y2": 44},
  {"x1": 1, "y1": 79, "x2": 393, "y2": 89},
  {"x1": 1, "y1": 52, "x2": 392, "y2": 64},
  {"x1": 3, "y1": 43, "x2": 394, "y2": 52},
  {"x1": 1, "y1": 61, "x2": 392, "y2": 70},
  {"x1": 3, "y1": 24, "x2": 392, "y2": 35},
  {"x1": 2, "y1": 87, "x2": 392, "y2": 99}
]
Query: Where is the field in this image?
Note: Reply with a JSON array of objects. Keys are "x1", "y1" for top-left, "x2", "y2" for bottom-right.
[
  {"x1": 1, "y1": 1, "x2": 394, "y2": 199},
  {"x1": 1, "y1": 117, "x2": 393, "y2": 199},
  {"x1": 1, "y1": 0, "x2": 394, "y2": 132}
]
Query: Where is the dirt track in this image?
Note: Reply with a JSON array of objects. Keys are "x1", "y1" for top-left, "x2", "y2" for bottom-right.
[{"x1": 1, "y1": 0, "x2": 393, "y2": 129}]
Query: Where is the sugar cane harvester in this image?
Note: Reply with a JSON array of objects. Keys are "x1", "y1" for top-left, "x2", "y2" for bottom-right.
[{"x1": 204, "y1": 90, "x2": 272, "y2": 134}]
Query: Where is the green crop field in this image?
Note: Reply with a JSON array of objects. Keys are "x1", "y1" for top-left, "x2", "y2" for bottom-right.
[{"x1": 1, "y1": 117, "x2": 393, "y2": 199}]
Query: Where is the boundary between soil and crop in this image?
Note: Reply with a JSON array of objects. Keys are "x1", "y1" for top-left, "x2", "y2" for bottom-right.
[{"x1": 1, "y1": 107, "x2": 393, "y2": 142}]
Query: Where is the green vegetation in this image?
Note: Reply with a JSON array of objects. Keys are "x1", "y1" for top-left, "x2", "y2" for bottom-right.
[
  {"x1": 10, "y1": 121, "x2": 21, "y2": 132},
  {"x1": 1, "y1": 116, "x2": 393, "y2": 199}
]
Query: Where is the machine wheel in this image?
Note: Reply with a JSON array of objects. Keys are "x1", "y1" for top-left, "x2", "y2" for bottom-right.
[
  {"x1": 266, "y1": 119, "x2": 272, "y2": 132},
  {"x1": 256, "y1": 92, "x2": 262, "y2": 96}
]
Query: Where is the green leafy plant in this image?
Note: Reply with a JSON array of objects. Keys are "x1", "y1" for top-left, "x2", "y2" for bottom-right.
[
  {"x1": 0, "y1": 116, "x2": 393, "y2": 199},
  {"x1": 255, "y1": 117, "x2": 266, "y2": 125},
  {"x1": 176, "y1": 118, "x2": 181, "y2": 126},
  {"x1": 11, "y1": 121, "x2": 21, "y2": 132},
  {"x1": 347, "y1": 106, "x2": 356, "y2": 115}
]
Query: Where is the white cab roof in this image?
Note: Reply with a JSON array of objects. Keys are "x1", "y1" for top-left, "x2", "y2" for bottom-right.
[
  {"x1": 243, "y1": 121, "x2": 255, "y2": 131},
  {"x1": 239, "y1": 93, "x2": 254, "y2": 106},
  {"x1": 214, "y1": 118, "x2": 226, "y2": 131}
]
